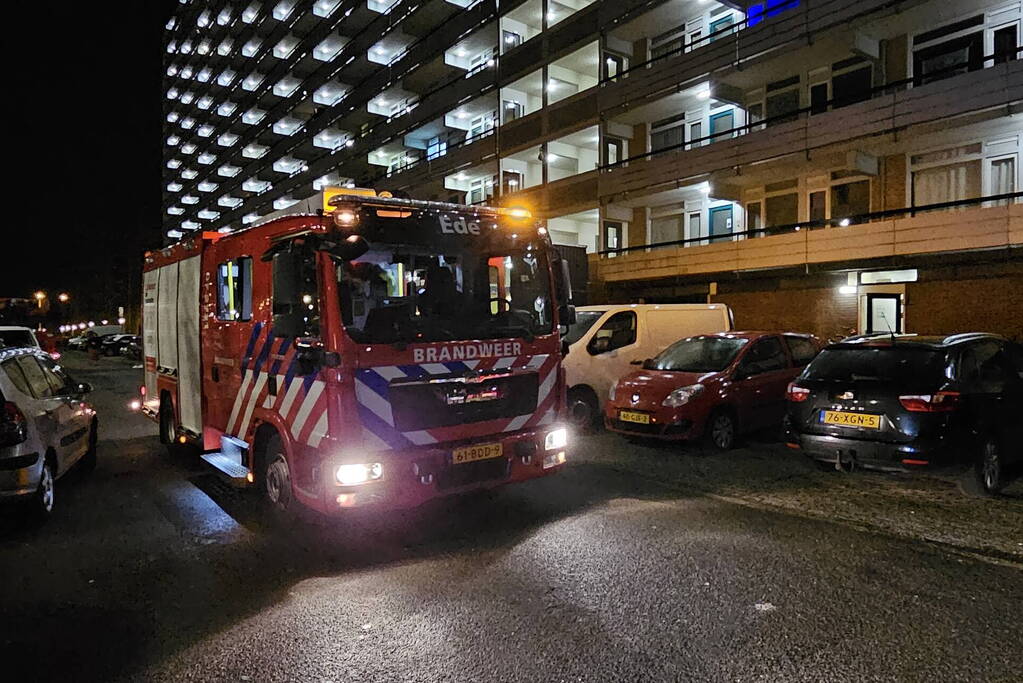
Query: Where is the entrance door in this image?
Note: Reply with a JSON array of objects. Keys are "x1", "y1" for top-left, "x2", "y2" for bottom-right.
[
  {"x1": 709, "y1": 206, "x2": 733, "y2": 243},
  {"x1": 866, "y1": 294, "x2": 901, "y2": 334}
]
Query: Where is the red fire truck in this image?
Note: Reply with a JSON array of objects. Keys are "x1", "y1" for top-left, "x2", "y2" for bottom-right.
[{"x1": 141, "y1": 191, "x2": 572, "y2": 516}]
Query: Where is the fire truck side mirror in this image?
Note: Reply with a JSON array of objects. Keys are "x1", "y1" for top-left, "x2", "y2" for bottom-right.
[{"x1": 272, "y1": 251, "x2": 308, "y2": 339}]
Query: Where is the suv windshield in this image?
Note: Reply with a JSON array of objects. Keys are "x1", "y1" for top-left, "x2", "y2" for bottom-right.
[
  {"x1": 0, "y1": 330, "x2": 34, "y2": 348},
  {"x1": 804, "y1": 346, "x2": 947, "y2": 383},
  {"x1": 648, "y1": 337, "x2": 749, "y2": 372},
  {"x1": 563, "y1": 310, "x2": 604, "y2": 346},
  {"x1": 338, "y1": 213, "x2": 553, "y2": 344}
]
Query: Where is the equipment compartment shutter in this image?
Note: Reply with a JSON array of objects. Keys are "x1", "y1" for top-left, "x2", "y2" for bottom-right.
[
  {"x1": 142, "y1": 269, "x2": 160, "y2": 411},
  {"x1": 176, "y1": 255, "x2": 202, "y2": 433},
  {"x1": 157, "y1": 263, "x2": 179, "y2": 373}
]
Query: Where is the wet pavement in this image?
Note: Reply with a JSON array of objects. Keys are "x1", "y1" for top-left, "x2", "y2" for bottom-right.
[{"x1": 1, "y1": 352, "x2": 1020, "y2": 682}]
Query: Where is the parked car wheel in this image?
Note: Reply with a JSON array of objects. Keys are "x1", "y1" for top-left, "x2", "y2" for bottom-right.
[
  {"x1": 704, "y1": 409, "x2": 737, "y2": 451},
  {"x1": 975, "y1": 437, "x2": 1007, "y2": 495},
  {"x1": 79, "y1": 421, "x2": 98, "y2": 472},
  {"x1": 32, "y1": 460, "x2": 55, "y2": 519}
]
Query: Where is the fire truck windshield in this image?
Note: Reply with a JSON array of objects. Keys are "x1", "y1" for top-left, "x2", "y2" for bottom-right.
[{"x1": 336, "y1": 214, "x2": 553, "y2": 345}]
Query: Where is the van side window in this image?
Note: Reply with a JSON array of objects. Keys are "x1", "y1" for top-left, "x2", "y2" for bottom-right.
[
  {"x1": 588, "y1": 311, "x2": 637, "y2": 355},
  {"x1": 783, "y1": 335, "x2": 819, "y2": 367},
  {"x1": 738, "y1": 337, "x2": 787, "y2": 376},
  {"x1": 216, "y1": 257, "x2": 253, "y2": 322}
]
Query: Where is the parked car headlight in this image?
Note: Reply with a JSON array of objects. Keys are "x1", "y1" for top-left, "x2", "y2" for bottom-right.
[{"x1": 662, "y1": 384, "x2": 704, "y2": 407}]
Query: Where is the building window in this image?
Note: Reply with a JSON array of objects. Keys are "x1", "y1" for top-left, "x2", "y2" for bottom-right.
[
  {"x1": 650, "y1": 214, "x2": 683, "y2": 246},
  {"x1": 830, "y1": 179, "x2": 871, "y2": 221},
  {"x1": 709, "y1": 109, "x2": 736, "y2": 142},
  {"x1": 468, "y1": 177, "x2": 495, "y2": 204},
  {"x1": 911, "y1": 144, "x2": 983, "y2": 207},
  {"x1": 503, "y1": 99, "x2": 524, "y2": 123},
  {"x1": 603, "y1": 52, "x2": 626, "y2": 80},
  {"x1": 427, "y1": 136, "x2": 447, "y2": 160},
  {"x1": 603, "y1": 136, "x2": 624, "y2": 166},
  {"x1": 708, "y1": 13, "x2": 737, "y2": 41},
  {"x1": 502, "y1": 171, "x2": 523, "y2": 194},
  {"x1": 468, "y1": 113, "x2": 496, "y2": 141},
  {"x1": 913, "y1": 16, "x2": 985, "y2": 86},
  {"x1": 765, "y1": 76, "x2": 801, "y2": 125},
  {"x1": 502, "y1": 30, "x2": 521, "y2": 53},
  {"x1": 651, "y1": 114, "x2": 685, "y2": 154},
  {"x1": 832, "y1": 63, "x2": 872, "y2": 108},
  {"x1": 764, "y1": 193, "x2": 799, "y2": 230},
  {"x1": 217, "y1": 257, "x2": 253, "y2": 321},
  {"x1": 994, "y1": 25, "x2": 1018, "y2": 64},
  {"x1": 604, "y1": 221, "x2": 622, "y2": 252}
]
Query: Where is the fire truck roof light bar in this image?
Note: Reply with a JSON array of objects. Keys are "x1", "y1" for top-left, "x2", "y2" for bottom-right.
[{"x1": 326, "y1": 193, "x2": 531, "y2": 219}]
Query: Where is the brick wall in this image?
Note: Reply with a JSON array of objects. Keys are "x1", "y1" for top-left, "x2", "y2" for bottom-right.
[
  {"x1": 711, "y1": 281, "x2": 857, "y2": 339},
  {"x1": 907, "y1": 272, "x2": 1023, "y2": 340}
]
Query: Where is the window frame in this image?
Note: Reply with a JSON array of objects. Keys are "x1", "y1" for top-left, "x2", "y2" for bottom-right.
[{"x1": 216, "y1": 256, "x2": 254, "y2": 322}]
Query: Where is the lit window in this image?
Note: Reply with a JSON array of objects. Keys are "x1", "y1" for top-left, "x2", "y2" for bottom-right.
[
  {"x1": 242, "y1": 73, "x2": 265, "y2": 91},
  {"x1": 242, "y1": 144, "x2": 269, "y2": 159},
  {"x1": 218, "y1": 195, "x2": 243, "y2": 208},
  {"x1": 181, "y1": 168, "x2": 198, "y2": 179},
  {"x1": 166, "y1": 111, "x2": 179, "y2": 123},
  {"x1": 197, "y1": 40, "x2": 211, "y2": 56},
  {"x1": 181, "y1": 195, "x2": 199, "y2": 205},
  {"x1": 166, "y1": 65, "x2": 178, "y2": 76},
  {"x1": 197, "y1": 153, "x2": 216, "y2": 165},
  {"x1": 313, "y1": 0, "x2": 342, "y2": 17},
  {"x1": 217, "y1": 38, "x2": 233, "y2": 56},
  {"x1": 242, "y1": 38, "x2": 262, "y2": 57},
  {"x1": 181, "y1": 143, "x2": 197, "y2": 154},
  {"x1": 166, "y1": 135, "x2": 181, "y2": 146},
  {"x1": 167, "y1": 206, "x2": 184, "y2": 215},
  {"x1": 180, "y1": 117, "x2": 195, "y2": 129},
  {"x1": 274, "y1": 35, "x2": 299, "y2": 59},
  {"x1": 272, "y1": 0, "x2": 297, "y2": 21},
  {"x1": 242, "y1": 108, "x2": 266, "y2": 125},
  {"x1": 167, "y1": 182, "x2": 183, "y2": 192},
  {"x1": 196, "y1": 68, "x2": 212, "y2": 82},
  {"x1": 217, "y1": 69, "x2": 236, "y2": 87},
  {"x1": 180, "y1": 41, "x2": 192, "y2": 54},
  {"x1": 197, "y1": 124, "x2": 214, "y2": 137},
  {"x1": 180, "y1": 66, "x2": 193, "y2": 79},
  {"x1": 179, "y1": 91, "x2": 194, "y2": 104},
  {"x1": 198, "y1": 209, "x2": 220, "y2": 220},
  {"x1": 217, "y1": 8, "x2": 232, "y2": 25},
  {"x1": 217, "y1": 165, "x2": 242, "y2": 177},
  {"x1": 166, "y1": 87, "x2": 179, "y2": 99},
  {"x1": 242, "y1": 3, "x2": 260, "y2": 23},
  {"x1": 217, "y1": 102, "x2": 237, "y2": 117},
  {"x1": 218, "y1": 133, "x2": 239, "y2": 147},
  {"x1": 197, "y1": 96, "x2": 213, "y2": 110},
  {"x1": 273, "y1": 75, "x2": 301, "y2": 97},
  {"x1": 182, "y1": 220, "x2": 200, "y2": 230},
  {"x1": 242, "y1": 213, "x2": 259, "y2": 224},
  {"x1": 197, "y1": 10, "x2": 211, "y2": 27},
  {"x1": 166, "y1": 158, "x2": 182, "y2": 169}
]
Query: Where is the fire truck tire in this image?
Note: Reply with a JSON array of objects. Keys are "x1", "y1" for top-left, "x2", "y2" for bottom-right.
[
  {"x1": 261, "y1": 434, "x2": 297, "y2": 517},
  {"x1": 159, "y1": 398, "x2": 175, "y2": 446}
]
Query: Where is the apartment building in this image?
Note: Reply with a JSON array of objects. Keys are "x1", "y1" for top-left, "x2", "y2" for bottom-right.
[{"x1": 162, "y1": 0, "x2": 1022, "y2": 337}]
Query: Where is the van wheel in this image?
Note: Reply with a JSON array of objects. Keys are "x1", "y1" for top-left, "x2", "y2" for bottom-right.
[
  {"x1": 704, "y1": 410, "x2": 737, "y2": 451},
  {"x1": 975, "y1": 437, "x2": 1006, "y2": 495},
  {"x1": 32, "y1": 459, "x2": 55, "y2": 520},
  {"x1": 567, "y1": 388, "x2": 599, "y2": 432}
]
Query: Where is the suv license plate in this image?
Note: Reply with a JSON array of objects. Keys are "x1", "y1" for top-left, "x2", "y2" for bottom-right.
[
  {"x1": 822, "y1": 410, "x2": 880, "y2": 429},
  {"x1": 451, "y1": 442, "x2": 504, "y2": 465}
]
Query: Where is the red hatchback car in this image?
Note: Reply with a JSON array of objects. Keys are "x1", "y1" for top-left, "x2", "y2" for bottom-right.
[{"x1": 606, "y1": 332, "x2": 821, "y2": 449}]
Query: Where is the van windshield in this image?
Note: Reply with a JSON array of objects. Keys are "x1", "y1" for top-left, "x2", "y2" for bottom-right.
[
  {"x1": 563, "y1": 310, "x2": 604, "y2": 346},
  {"x1": 648, "y1": 337, "x2": 749, "y2": 372},
  {"x1": 337, "y1": 213, "x2": 553, "y2": 344}
]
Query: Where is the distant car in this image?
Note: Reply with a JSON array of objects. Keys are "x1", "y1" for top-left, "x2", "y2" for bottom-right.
[
  {"x1": 786, "y1": 333, "x2": 1023, "y2": 494},
  {"x1": 120, "y1": 336, "x2": 142, "y2": 360},
  {"x1": 100, "y1": 334, "x2": 137, "y2": 356},
  {"x1": 606, "y1": 331, "x2": 822, "y2": 450},
  {"x1": 0, "y1": 347, "x2": 97, "y2": 518},
  {"x1": 67, "y1": 334, "x2": 92, "y2": 351}
]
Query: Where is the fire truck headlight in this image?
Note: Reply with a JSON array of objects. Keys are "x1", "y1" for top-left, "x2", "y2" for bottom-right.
[
  {"x1": 335, "y1": 462, "x2": 383, "y2": 486},
  {"x1": 544, "y1": 427, "x2": 567, "y2": 451}
]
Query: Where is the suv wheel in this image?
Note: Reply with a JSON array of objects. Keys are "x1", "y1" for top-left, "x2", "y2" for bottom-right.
[{"x1": 975, "y1": 437, "x2": 1006, "y2": 495}]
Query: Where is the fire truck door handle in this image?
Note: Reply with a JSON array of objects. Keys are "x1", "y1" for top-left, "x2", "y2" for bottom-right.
[{"x1": 211, "y1": 366, "x2": 220, "y2": 382}]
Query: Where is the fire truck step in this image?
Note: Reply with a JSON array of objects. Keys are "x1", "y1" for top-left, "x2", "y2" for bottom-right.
[{"x1": 200, "y1": 453, "x2": 251, "y2": 486}]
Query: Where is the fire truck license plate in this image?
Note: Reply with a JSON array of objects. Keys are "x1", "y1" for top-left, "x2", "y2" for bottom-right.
[
  {"x1": 822, "y1": 410, "x2": 880, "y2": 429},
  {"x1": 451, "y1": 442, "x2": 504, "y2": 465}
]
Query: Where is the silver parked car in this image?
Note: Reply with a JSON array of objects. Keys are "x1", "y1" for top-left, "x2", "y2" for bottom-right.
[{"x1": 0, "y1": 347, "x2": 97, "y2": 518}]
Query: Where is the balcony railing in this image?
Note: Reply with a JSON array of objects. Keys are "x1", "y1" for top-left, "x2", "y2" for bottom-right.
[{"x1": 597, "y1": 192, "x2": 1023, "y2": 258}]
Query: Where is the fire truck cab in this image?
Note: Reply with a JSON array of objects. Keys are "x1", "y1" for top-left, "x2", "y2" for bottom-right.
[{"x1": 141, "y1": 191, "x2": 571, "y2": 515}]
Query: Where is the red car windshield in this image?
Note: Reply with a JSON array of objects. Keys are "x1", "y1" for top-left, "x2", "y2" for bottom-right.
[{"x1": 648, "y1": 337, "x2": 749, "y2": 372}]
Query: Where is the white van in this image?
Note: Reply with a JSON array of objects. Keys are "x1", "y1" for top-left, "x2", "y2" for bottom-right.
[{"x1": 562, "y1": 304, "x2": 733, "y2": 427}]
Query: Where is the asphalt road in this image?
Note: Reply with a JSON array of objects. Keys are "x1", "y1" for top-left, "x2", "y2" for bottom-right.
[{"x1": 1, "y1": 353, "x2": 1021, "y2": 682}]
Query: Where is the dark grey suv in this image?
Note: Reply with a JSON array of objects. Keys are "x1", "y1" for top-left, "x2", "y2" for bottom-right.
[{"x1": 785, "y1": 333, "x2": 1023, "y2": 494}]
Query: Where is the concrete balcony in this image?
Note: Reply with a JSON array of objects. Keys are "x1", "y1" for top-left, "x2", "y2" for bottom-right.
[
  {"x1": 598, "y1": 60, "x2": 1023, "y2": 204},
  {"x1": 593, "y1": 203, "x2": 1023, "y2": 284}
]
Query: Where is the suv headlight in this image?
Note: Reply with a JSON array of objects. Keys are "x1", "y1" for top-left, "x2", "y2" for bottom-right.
[
  {"x1": 544, "y1": 427, "x2": 567, "y2": 451},
  {"x1": 335, "y1": 462, "x2": 383, "y2": 486},
  {"x1": 662, "y1": 384, "x2": 704, "y2": 407}
]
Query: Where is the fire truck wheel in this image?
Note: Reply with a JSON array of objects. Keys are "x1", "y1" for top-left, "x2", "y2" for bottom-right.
[
  {"x1": 159, "y1": 400, "x2": 175, "y2": 446},
  {"x1": 262, "y1": 436, "x2": 295, "y2": 514}
]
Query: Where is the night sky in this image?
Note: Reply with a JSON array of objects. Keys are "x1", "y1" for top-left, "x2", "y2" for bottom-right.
[{"x1": 5, "y1": 2, "x2": 177, "y2": 320}]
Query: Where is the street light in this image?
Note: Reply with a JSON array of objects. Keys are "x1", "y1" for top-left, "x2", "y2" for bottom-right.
[
  {"x1": 57, "y1": 293, "x2": 70, "y2": 303},
  {"x1": 34, "y1": 291, "x2": 46, "y2": 308}
]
